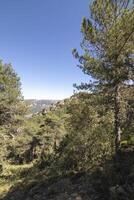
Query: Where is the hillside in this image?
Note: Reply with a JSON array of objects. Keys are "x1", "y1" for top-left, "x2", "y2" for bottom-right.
[
  {"x1": 25, "y1": 99, "x2": 58, "y2": 115},
  {"x1": 0, "y1": 0, "x2": 134, "y2": 200}
]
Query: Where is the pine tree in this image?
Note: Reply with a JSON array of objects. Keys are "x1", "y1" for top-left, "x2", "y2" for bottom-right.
[
  {"x1": 73, "y1": 0, "x2": 134, "y2": 151},
  {"x1": 0, "y1": 60, "x2": 26, "y2": 133}
]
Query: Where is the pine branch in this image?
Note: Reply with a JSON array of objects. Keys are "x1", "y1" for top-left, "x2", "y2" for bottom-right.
[{"x1": 116, "y1": 26, "x2": 134, "y2": 61}]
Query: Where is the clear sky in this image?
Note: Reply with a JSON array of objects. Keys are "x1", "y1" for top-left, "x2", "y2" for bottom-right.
[{"x1": 0, "y1": 0, "x2": 90, "y2": 100}]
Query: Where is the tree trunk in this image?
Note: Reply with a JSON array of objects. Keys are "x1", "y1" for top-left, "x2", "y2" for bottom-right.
[{"x1": 114, "y1": 84, "x2": 122, "y2": 152}]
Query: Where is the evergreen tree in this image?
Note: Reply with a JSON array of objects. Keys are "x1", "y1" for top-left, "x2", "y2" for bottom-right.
[
  {"x1": 0, "y1": 60, "x2": 26, "y2": 163},
  {"x1": 73, "y1": 0, "x2": 134, "y2": 151},
  {"x1": 0, "y1": 60, "x2": 25, "y2": 127}
]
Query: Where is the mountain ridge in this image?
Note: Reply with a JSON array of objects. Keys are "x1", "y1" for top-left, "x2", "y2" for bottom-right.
[{"x1": 25, "y1": 99, "x2": 59, "y2": 114}]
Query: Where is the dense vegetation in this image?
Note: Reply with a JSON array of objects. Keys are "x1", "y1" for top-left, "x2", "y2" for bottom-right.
[{"x1": 0, "y1": 0, "x2": 134, "y2": 200}]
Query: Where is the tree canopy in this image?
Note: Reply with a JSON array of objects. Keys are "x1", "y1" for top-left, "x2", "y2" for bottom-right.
[{"x1": 73, "y1": 0, "x2": 134, "y2": 151}]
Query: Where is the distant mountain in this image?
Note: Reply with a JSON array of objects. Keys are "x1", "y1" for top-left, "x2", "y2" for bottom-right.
[{"x1": 25, "y1": 99, "x2": 58, "y2": 115}]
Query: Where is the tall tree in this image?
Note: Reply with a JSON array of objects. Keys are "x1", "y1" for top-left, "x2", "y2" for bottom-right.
[
  {"x1": 73, "y1": 0, "x2": 134, "y2": 151},
  {"x1": 0, "y1": 60, "x2": 27, "y2": 164},
  {"x1": 0, "y1": 60, "x2": 26, "y2": 133}
]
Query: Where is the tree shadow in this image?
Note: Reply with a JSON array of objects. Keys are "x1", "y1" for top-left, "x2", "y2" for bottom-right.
[{"x1": 1, "y1": 148, "x2": 134, "y2": 200}]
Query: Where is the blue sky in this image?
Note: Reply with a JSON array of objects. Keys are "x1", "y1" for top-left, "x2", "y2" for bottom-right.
[{"x1": 0, "y1": 0, "x2": 90, "y2": 99}]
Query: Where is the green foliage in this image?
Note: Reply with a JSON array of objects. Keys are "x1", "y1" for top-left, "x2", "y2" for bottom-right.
[
  {"x1": 54, "y1": 93, "x2": 114, "y2": 173},
  {"x1": 0, "y1": 61, "x2": 27, "y2": 165},
  {"x1": 73, "y1": 0, "x2": 134, "y2": 150},
  {"x1": 0, "y1": 61, "x2": 25, "y2": 126},
  {"x1": 0, "y1": 1, "x2": 134, "y2": 198}
]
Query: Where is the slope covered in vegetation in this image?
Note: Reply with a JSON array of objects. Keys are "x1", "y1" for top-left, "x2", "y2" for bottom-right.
[
  {"x1": 25, "y1": 99, "x2": 58, "y2": 115},
  {"x1": 0, "y1": 0, "x2": 134, "y2": 199}
]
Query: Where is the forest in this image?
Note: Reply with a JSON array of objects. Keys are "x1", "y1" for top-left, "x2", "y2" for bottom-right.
[{"x1": 0, "y1": 0, "x2": 134, "y2": 200}]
